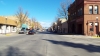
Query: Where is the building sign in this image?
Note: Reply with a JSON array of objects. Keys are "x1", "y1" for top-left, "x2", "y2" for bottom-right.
[
  {"x1": 89, "y1": 22, "x2": 92, "y2": 26},
  {"x1": 89, "y1": 22, "x2": 94, "y2": 31},
  {"x1": 95, "y1": 22, "x2": 98, "y2": 26}
]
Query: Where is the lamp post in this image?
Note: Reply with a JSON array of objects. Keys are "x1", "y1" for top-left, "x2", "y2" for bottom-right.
[
  {"x1": 5, "y1": 17, "x2": 7, "y2": 35},
  {"x1": 96, "y1": 17, "x2": 99, "y2": 37},
  {"x1": 96, "y1": 17, "x2": 98, "y2": 23},
  {"x1": 57, "y1": 26, "x2": 59, "y2": 33}
]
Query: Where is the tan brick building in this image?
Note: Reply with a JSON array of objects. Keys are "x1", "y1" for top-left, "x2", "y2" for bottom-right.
[
  {"x1": 68, "y1": 0, "x2": 100, "y2": 36},
  {"x1": 52, "y1": 22, "x2": 57, "y2": 32},
  {"x1": 52, "y1": 18, "x2": 68, "y2": 34},
  {"x1": 0, "y1": 16, "x2": 17, "y2": 34},
  {"x1": 7, "y1": 16, "x2": 36, "y2": 29}
]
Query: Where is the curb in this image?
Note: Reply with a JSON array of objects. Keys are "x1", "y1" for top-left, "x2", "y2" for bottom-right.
[
  {"x1": 5, "y1": 33, "x2": 18, "y2": 36},
  {"x1": 5, "y1": 34, "x2": 11, "y2": 36},
  {"x1": 92, "y1": 36, "x2": 100, "y2": 38},
  {"x1": 61, "y1": 35, "x2": 93, "y2": 38}
]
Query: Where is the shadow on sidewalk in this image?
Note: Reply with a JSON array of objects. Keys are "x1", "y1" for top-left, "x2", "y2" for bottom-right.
[{"x1": 43, "y1": 39, "x2": 100, "y2": 53}]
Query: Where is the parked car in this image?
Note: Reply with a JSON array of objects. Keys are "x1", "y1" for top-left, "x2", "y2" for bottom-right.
[
  {"x1": 18, "y1": 30, "x2": 24, "y2": 34},
  {"x1": 18, "y1": 28, "x2": 26, "y2": 34},
  {"x1": 28, "y1": 30, "x2": 34, "y2": 35}
]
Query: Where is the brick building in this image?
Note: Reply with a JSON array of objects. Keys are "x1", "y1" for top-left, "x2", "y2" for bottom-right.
[
  {"x1": 0, "y1": 16, "x2": 17, "y2": 34},
  {"x1": 52, "y1": 18, "x2": 68, "y2": 34},
  {"x1": 68, "y1": 0, "x2": 100, "y2": 36}
]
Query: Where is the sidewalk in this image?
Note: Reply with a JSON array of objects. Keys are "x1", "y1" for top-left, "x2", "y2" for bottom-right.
[
  {"x1": 60, "y1": 35, "x2": 100, "y2": 38},
  {"x1": 0, "y1": 33, "x2": 19, "y2": 38}
]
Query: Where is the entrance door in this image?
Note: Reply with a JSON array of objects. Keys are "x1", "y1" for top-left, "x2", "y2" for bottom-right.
[
  {"x1": 78, "y1": 24, "x2": 82, "y2": 34},
  {"x1": 95, "y1": 26, "x2": 99, "y2": 34},
  {"x1": 72, "y1": 24, "x2": 75, "y2": 33}
]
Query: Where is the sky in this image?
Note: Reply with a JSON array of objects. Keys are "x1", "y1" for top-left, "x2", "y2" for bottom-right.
[{"x1": 0, "y1": 0, "x2": 74, "y2": 28}]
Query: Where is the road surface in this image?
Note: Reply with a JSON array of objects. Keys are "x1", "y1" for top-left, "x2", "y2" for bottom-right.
[{"x1": 0, "y1": 32, "x2": 100, "y2": 56}]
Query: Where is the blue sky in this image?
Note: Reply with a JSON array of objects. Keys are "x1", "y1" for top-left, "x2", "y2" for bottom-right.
[{"x1": 0, "y1": 0, "x2": 74, "y2": 27}]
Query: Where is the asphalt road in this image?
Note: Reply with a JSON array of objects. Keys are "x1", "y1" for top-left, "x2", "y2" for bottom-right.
[{"x1": 0, "y1": 32, "x2": 100, "y2": 56}]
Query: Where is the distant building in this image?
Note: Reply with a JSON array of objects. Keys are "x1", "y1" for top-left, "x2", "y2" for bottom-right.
[
  {"x1": 52, "y1": 22, "x2": 57, "y2": 33},
  {"x1": 57, "y1": 18, "x2": 68, "y2": 34}
]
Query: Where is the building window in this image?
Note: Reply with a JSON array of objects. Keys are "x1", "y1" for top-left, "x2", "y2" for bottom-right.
[
  {"x1": 78, "y1": 9, "x2": 80, "y2": 16},
  {"x1": 0, "y1": 25, "x2": 2, "y2": 29},
  {"x1": 94, "y1": 5, "x2": 98, "y2": 14},
  {"x1": 78, "y1": 8, "x2": 82, "y2": 16},
  {"x1": 75, "y1": 12, "x2": 76, "y2": 15},
  {"x1": 89, "y1": 5, "x2": 93, "y2": 14},
  {"x1": 80, "y1": 8, "x2": 82, "y2": 15}
]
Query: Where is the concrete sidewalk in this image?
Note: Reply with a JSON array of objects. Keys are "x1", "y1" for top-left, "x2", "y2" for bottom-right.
[
  {"x1": 60, "y1": 35, "x2": 100, "y2": 38},
  {"x1": 0, "y1": 33, "x2": 20, "y2": 38}
]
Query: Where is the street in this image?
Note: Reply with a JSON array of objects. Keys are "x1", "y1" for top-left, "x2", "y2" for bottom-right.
[{"x1": 0, "y1": 32, "x2": 100, "y2": 56}]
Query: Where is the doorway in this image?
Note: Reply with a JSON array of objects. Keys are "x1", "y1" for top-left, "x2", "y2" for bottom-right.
[
  {"x1": 77, "y1": 24, "x2": 82, "y2": 34},
  {"x1": 95, "y1": 26, "x2": 99, "y2": 34},
  {"x1": 72, "y1": 24, "x2": 75, "y2": 33}
]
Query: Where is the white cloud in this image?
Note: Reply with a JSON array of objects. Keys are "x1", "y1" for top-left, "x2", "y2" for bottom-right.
[
  {"x1": 0, "y1": 0, "x2": 5, "y2": 5},
  {"x1": 40, "y1": 21, "x2": 51, "y2": 28}
]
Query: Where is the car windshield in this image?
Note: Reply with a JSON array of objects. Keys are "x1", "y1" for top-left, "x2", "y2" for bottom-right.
[{"x1": 29, "y1": 30, "x2": 34, "y2": 32}]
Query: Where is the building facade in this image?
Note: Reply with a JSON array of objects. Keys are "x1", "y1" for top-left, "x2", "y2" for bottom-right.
[
  {"x1": 0, "y1": 16, "x2": 17, "y2": 34},
  {"x1": 52, "y1": 18, "x2": 68, "y2": 34},
  {"x1": 68, "y1": 0, "x2": 100, "y2": 36},
  {"x1": 52, "y1": 22, "x2": 57, "y2": 33},
  {"x1": 62, "y1": 21, "x2": 68, "y2": 34}
]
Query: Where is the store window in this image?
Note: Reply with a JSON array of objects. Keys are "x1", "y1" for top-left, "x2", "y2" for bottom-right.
[{"x1": 0, "y1": 26, "x2": 1, "y2": 29}]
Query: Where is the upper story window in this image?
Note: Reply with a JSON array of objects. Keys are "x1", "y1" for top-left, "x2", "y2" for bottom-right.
[
  {"x1": 78, "y1": 8, "x2": 82, "y2": 16},
  {"x1": 75, "y1": 12, "x2": 76, "y2": 15},
  {"x1": 78, "y1": 9, "x2": 80, "y2": 16},
  {"x1": 94, "y1": 5, "x2": 98, "y2": 14},
  {"x1": 89, "y1": 6, "x2": 93, "y2": 14},
  {"x1": 80, "y1": 8, "x2": 82, "y2": 15}
]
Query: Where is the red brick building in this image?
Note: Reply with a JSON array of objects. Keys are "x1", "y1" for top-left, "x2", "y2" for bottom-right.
[{"x1": 68, "y1": 0, "x2": 100, "y2": 36}]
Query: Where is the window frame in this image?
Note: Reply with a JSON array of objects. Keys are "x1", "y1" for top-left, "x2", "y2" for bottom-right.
[
  {"x1": 94, "y1": 5, "x2": 99, "y2": 14},
  {"x1": 89, "y1": 5, "x2": 93, "y2": 14}
]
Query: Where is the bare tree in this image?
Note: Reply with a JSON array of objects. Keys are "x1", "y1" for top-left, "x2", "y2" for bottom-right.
[
  {"x1": 31, "y1": 17, "x2": 36, "y2": 29},
  {"x1": 15, "y1": 7, "x2": 29, "y2": 28},
  {"x1": 58, "y1": 0, "x2": 73, "y2": 19}
]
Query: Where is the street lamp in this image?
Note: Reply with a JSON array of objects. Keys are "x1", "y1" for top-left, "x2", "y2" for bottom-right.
[
  {"x1": 95, "y1": 17, "x2": 99, "y2": 26},
  {"x1": 96, "y1": 17, "x2": 98, "y2": 23},
  {"x1": 96, "y1": 17, "x2": 99, "y2": 37},
  {"x1": 5, "y1": 17, "x2": 7, "y2": 35},
  {"x1": 57, "y1": 26, "x2": 59, "y2": 33}
]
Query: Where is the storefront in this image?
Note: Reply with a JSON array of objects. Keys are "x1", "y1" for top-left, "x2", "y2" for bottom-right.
[{"x1": 0, "y1": 16, "x2": 17, "y2": 34}]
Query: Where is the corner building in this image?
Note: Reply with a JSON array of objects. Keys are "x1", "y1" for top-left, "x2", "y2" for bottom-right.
[{"x1": 68, "y1": 0, "x2": 100, "y2": 36}]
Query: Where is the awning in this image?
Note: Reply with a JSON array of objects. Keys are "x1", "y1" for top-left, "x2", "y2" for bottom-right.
[{"x1": 21, "y1": 24, "x2": 28, "y2": 28}]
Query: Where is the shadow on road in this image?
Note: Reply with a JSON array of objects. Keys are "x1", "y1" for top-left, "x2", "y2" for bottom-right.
[
  {"x1": 0, "y1": 46, "x2": 44, "y2": 56},
  {"x1": 0, "y1": 46, "x2": 26, "y2": 56},
  {"x1": 38, "y1": 32, "x2": 57, "y2": 35},
  {"x1": 38, "y1": 32, "x2": 84, "y2": 36},
  {"x1": 43, "y1": 39, "x2": 100, "y2": 53}
]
